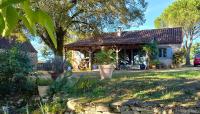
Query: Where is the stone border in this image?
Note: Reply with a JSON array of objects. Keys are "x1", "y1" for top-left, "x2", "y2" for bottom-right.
[{"x1": 66, "y1": 99, "x2": 200, "y2": 114}]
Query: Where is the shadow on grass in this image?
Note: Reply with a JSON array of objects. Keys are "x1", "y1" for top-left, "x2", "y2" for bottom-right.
[{"x1": 67, "y1": 70, "x2": 200, "y2": 107}]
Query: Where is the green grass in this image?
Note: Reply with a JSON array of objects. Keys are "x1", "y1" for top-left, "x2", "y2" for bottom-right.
[{"x1": 68, "y1": 69, "x2": 200, "y2": 107}]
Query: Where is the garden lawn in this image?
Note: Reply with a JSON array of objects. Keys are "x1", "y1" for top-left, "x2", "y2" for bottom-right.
[{"x1": 70, "y1": 69, "x2": 200, "y2": 107}]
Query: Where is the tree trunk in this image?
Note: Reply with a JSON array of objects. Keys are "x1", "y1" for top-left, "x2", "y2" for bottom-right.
[
  {"x1": 54, "y1": 38, "x2": 64, "y2": 59},
  {"x1": 145, "y1": 53, "x2": 149, "y2": 69},
  {"x1": 54, "y1": 26, "x2": 65, "y2": 59},
  {"x1": 53, "y1": 26, "x2": 66, "y2": 73},
  {"x1": 185, "y1": 48, "x2": 191, "y2": 66}
]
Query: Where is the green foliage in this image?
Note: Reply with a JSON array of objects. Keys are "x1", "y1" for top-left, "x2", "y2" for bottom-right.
[
  {"x1": 143, "y1": 41, "x2": 158, "y2": 59},
  {"x1": 37, "y1": 78, "x2": 53, "y2": 86},
  {"x1": 154, "y1": 0, "x2": 200, "y2": 65},
  {"x1": 48, "y1": 76, "x2": 106, "y2": 97},
  {"x1": 1, "y1": 5, "x2": 18, "y2": 36},
  {"x1": 0, "y1": 45, "x2": 34, "y2": 95},
  {"x1": 154, "y1": 0, "x2": 200, "y2": 29},
  {"x1": 192, "y1": 43, "x2": 200, "y2": 56},
  {"x1": 48, "y1": 77, "x2": 72, "y2": 95},
  {"x1": 33, "y1": 0, "x2": 147, "y2": 56},
  {"x1": 73, "y1": 77, "x2": 99, "y2": 93},
  {"x1": 32, "y1": 97, "x2": 68, "y2": 114},
  {"x1": 143, "y1": 40, "x2": 159, "y2": 67},
  {"x1": 154, "y1": 17, "x2": 166, "y2": 29},
  {"x1": 94, "y1": 49, "x2": 116, "y2": 65},
  {"x1": 150, "y1": 60, "x2": 160, "y2": 65},
  {"x1": 173, "y1": 49, "x2": 186, "y2": 65},
  {"x1": 36, "y1": 10, "x2": 57, "y2": 48},
  {"x1": 0, "y1": 0, "x2": 57, "y2": 48}
]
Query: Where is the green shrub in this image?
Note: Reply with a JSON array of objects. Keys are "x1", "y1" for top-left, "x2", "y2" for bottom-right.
[
  {"x1": 94, "y1": 49, "x2": 116, "y2": 65},
  {"x1": 173, "y1": 49, "x2": 186, "y2": 66},
  {"x1": 37, "y1": 78, "x2": 53, "y2": 86},
  {"x1": 150, "y1": 59, "x2": 160, "y2": 65},
  {"x1": 73, "y1": 77, "x2": 99, "y2": 93},
  {"x1": 0, "y1": 46, "x2": 34, "y2": 95},
  {"x1": 31, "y1": 97, "x2": 68, "y2": 114},
  {"x1": 48, "y1": 77, "x2": 72, "y2": 95},
  {"x1": 92, "y1": 86, "x2": 106, "y2": 97},
  {"x1": 48, "y1": 76, "x2": 106, "y2": 97}
]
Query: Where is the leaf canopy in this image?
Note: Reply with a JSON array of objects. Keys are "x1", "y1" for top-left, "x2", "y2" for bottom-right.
[
  {"x1": 154, "y1": 0, "x2": 200, "y2": 30},
  {"x1": 0, "y1": 0, "x2": 57, "y2": 48}
]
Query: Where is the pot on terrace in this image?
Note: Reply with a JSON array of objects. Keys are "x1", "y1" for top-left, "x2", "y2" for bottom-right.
[
  {"x1": 99, "y1": 64, "x2": 115, "y2": 80},
  {"x1": 38, "y1": 86, "x2": 49, "y2": 97}
]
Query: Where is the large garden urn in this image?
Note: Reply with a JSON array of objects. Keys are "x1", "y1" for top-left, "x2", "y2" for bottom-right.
[
  {"x1": 95, "y1": 49, "x2": 116, "y2": 80},
  {"x1": 38, "y1": 86, "x2": 49, "y2": 97},
  {"x1": 99, "y1": 64, "x2": 115, "y2": 80}
]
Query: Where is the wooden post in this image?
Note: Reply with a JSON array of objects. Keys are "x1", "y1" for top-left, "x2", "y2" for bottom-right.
[
  {"x1": 131, "y1": 49, "x2": 134, "y2": 66},
  {"x1": 88, "y1": 50, "x2": 93, "y2": 71},
  {"x1": 116, "y1": 48, "x2": 121, "y2": 70}
]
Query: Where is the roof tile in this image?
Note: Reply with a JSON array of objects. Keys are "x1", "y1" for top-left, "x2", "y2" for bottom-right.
[
  {"x1": 65, "y1": 27, "x2": 183, "y2": 49},
  {"x1": 0, "y1": 38, "x2": 37, "y2": 53}
]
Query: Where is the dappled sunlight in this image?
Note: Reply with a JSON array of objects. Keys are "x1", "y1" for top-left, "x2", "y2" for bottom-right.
[
  {"x1": 133, "y1": 86, "x2": 166, "y2": 99},
  {"x1": 65, "y1": 69, "x2": 200, "y2": 107},
  {"x1": 2, "y1": 67, "x2": 200, "y2": 113},
  {"x1": 160, "y1": 91, "x2": 184, "y2": 100}
]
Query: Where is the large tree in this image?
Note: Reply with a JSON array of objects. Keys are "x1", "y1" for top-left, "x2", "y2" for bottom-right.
[
  {"x1": 32, "y1": 0, "x2": 147, "y2": 58},
  {"x1": 154, "y1": 0, "x2": 200, "y2": 65}
]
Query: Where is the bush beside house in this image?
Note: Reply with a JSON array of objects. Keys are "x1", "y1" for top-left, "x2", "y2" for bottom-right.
[
  {"x1": 0, "y1": 38, "x2": 38, "y2": 69},
  {"x1": 0, "y1": 46, "x2": 36, "y2": 95}
]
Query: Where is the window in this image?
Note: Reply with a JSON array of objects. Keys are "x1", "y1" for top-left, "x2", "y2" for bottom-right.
[{"x1": 159, "y1": 48, "x2": 167, "y2": 57}]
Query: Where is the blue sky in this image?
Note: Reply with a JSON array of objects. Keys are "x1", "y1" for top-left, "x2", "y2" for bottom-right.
[
  {"x1": 31, "y1": 0, "x2": 175, "y2": 61},
  {"x1": 129, "y1": 0, "x2": 174, "y2": 30}
]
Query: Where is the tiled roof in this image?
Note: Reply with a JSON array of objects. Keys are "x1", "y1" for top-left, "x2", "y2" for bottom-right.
[
  {"x1": 0, "y1": 37, "x2": 37, "y2": 53},
  {"x1": 65, "y1": 27, "x2": 183, "y2": 49}
]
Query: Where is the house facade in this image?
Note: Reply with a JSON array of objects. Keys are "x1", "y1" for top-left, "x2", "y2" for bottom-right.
[
  {"x1": 64, "y1": 27, "x2": 183, "y2": 70},
  {"x1": 0, "y1": 38, "x2": 38, "y2": 69}
]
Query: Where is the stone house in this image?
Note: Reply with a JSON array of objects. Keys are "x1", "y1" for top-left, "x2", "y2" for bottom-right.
[
  {"x1": 0, "y1": 37, "x2": 38, "y2": 69},
  {"x1": 64, "y1": 27, "x2": 183, "y2": 70}
]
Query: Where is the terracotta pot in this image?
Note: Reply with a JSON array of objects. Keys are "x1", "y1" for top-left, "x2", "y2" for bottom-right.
[
  {"x1": 99, "y1": 65, "x2": 115, "y2": 80},
  {"x1": 151, "y1": 65, "x2": 156, "y2": 69},
  {"x1": 38, "y1": 86, "x2": 49, "y2": 97}
]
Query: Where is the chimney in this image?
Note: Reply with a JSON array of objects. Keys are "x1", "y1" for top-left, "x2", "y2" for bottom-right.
[{"x1": 117, "y1": 27, "x2": 122, "y2": 37}]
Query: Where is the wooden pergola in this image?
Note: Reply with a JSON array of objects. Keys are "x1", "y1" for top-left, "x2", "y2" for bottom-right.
[
  {"x1": 64, "y1": 44, "x2": 142, "y2": 70},
  {"x1": 64, "y1": 27, "x2": 183, "y2": 70}
]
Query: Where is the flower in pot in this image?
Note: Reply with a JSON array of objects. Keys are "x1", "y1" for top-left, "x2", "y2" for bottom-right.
[
  {"x1": 37, "y1": 78, "x2": 53, "y2": 97},
  {"x1": 94, "y1": 49, "x2": 116, "y2": 80}
]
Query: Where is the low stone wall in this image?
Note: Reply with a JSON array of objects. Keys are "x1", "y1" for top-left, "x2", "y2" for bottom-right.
[{"x1": 66, "y1": 99, "x2": 200, "y2": 114}]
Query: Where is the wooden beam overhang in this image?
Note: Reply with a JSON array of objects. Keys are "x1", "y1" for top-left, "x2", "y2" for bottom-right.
[{"x1": 64, "y1": 44, "x2": 144, "y2": 52}]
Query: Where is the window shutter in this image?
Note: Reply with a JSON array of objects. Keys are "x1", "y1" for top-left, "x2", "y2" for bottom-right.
[{"x1": 167, "y1": 47, "x2": 173, "y2": 58}]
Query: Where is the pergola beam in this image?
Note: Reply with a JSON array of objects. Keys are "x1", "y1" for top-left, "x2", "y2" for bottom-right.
[
  {"x1": 115, "y1": 47, "x2": 121, "y2": 70},
  {"x1": 86, "y1": 49, "x2": 95, "y2": 71}
]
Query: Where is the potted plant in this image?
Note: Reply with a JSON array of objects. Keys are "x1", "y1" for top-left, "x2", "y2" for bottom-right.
[
  {"x1": 94, "y1": 49, "x2": 116, "y2": 79},
  {"x1": 37, "y1": 78, "x2": 53, "y2": 97},
  {"x1": 172, "y1": 49, "x2": 185, "y2": 68},
  {"x1": 150, "y1": 60, "x2": 160, "y2": 69}
]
